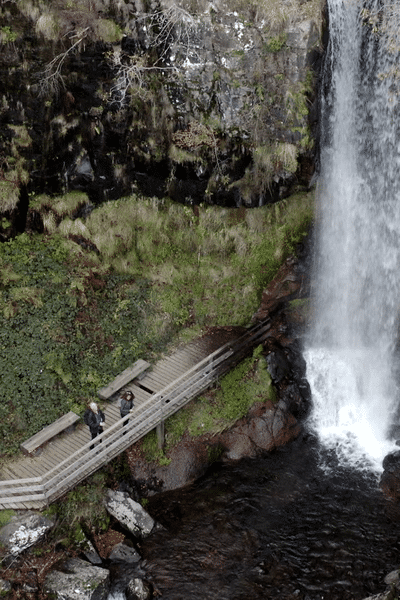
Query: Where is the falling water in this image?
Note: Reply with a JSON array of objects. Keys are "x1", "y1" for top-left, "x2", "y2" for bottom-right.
[{"x1": 305, "y1": 0, "x2": 400, "y2": 470}]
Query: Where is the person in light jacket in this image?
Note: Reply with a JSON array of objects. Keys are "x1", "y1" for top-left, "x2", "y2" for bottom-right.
[
  {"x1": 84, "y1": 402, "x2": 105, "y2": 449},
  {"x1": 118, "y1": 390, "x2": 135, "y2": 435}
]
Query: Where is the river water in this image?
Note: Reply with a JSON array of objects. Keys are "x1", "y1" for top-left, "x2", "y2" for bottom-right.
[{"x1": 139, "y1": 433, "x2": 400, "y2": 600}]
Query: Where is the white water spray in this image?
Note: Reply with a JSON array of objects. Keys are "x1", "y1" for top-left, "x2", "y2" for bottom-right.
[{"x1": 305, "y1": 0, "x2": 400, "y2": 470}]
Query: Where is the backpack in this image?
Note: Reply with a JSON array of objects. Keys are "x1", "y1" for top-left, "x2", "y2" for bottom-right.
[{"x1": 83, "y1": 409, "x2": 91, "y2": 426}]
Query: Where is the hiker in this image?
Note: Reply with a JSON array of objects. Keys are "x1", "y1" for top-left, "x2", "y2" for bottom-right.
[
  {"x1": 84, "y1": 402, "x2": 105, "y2": 449},
  {"x1": 118, "y1": 390, "x2": 135, "y2": 434}
]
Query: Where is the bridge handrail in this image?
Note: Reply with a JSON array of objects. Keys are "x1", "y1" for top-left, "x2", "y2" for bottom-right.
[{"x1": 0, "y1": 319, "x2": 271, "y2": 507}]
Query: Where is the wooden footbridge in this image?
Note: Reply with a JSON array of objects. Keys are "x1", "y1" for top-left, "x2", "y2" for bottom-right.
[{"x1": 0, "y1": 319, "x2": 271, "y2": 511}]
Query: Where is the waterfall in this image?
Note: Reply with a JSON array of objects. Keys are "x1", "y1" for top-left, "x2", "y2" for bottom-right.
[{"x1": 305, "y1": 0, "x2": 400, "y2": 470}]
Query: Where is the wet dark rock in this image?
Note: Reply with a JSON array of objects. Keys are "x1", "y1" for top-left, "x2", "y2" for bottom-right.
[
  {"x1": 382, "y1": 451, "x2": 400, "y2": 472},
  {"x1": 362, "y1": 568, "x2": 400, "y2": 599},
  {"x1": 380, "y1": 451, "x2": 400, "y2": 501},
  {"x1": 265, "y1": 349, "x2": 291, "y2": 383},
  {"x1": 0, "y1": 0, "x2": 323, "y2": 236},
  {"x1": 108, "y1": 542, "x2": 141, "y2": 564},
  {"x1": 125, "y1": 577, "x2": 152, "y2": 600}
]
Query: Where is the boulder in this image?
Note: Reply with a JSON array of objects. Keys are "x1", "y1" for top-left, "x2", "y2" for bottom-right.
[
  {"x1": 221, "y1": 402, "x2": 301, "y2": 460},
  {"x1": 380, "y1": 451, "x2": 400, "y2": 501},
  {"x1": 361, "y1": 568, "x2": 400, "y2": 600},
  {"x1": 0, "y1": 578, "x2": 12, "y2": 593},
  {"x1": 73, "y1": 523, "x2": 102, "y2": 565},
  {"x1": 105, "y1": 489, "x2": 156, "y2": 538},
  {"x1": 246, "y1": 414, "x2": 275, "y2": 451},
  {"x1": 220, "y1": 429, "x2": 257, "y2": 461},
  {"x1": 0, "y1": 511, "x2": 54, "y2": 557},
  {"x1": 265, "y1": 349, "x2": 291, "y2": 383},
  {"x1": 44, "y1": 557, "x2": 110, "y2": 600},
  {"x1": 272, "y1": 406, "x2": 301, "y2": 446},
  {"x1": 154, "y1": 443, "x2": 209, "y2": 491},
  {"x1": 125, "y1": 577, "x2": 152, "y2": 600},
  {"x1": 82, "y1": 538, "x2": 103, "y2": 566},
  {"x1": 108, "y1": 542, "x2": 141, "y2": 564}
]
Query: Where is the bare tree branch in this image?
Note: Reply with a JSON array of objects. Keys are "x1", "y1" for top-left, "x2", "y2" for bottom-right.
[
  {"x1": 37, "y1": 28, "x2": 90, "y2": 97},
  {"x1": 107, "y1": 4, "x2": 199, "y2": 106}
]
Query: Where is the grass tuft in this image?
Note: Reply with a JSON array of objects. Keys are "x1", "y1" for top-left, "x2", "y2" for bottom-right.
[{"x1": 0, "y1": 190, "x2": 313, "y2": 456}]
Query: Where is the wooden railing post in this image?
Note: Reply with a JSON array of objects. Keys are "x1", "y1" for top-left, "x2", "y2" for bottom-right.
[
  {"x1": 157, "y1": 421, "x2": 165, "y2": 449},
  {"x1": 157, "y1": 394, "x2": 165, "y2": 449}
]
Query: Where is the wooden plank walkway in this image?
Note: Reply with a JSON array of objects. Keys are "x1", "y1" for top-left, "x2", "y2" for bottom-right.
[{"x1": 0, "y1": 320, "x2": 271, "y2": 510}]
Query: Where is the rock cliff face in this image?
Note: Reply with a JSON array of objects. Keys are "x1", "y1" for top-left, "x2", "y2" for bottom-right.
[{"x1": 0, "y1": 0, "x2": 324, "y2": 237}]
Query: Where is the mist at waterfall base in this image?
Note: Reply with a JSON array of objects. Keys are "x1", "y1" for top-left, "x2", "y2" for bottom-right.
[{"x1": 305, "y1": 0, "x2": 400, "y2": 471}]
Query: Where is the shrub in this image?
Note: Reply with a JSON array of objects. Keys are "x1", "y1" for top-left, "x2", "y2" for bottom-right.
[{"x1": 0, "y1": 190, "x2": 313, "y2": 456}]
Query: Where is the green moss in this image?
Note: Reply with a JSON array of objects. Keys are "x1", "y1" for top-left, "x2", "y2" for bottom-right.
[
  {"x1": 142, "y1": 430, "x2": 171, "y2": 465},
  {"x1": 9, "y1": 125, "x2": 32, "y2": 149},
  {"x1": 0, "y1": 26, "x2": 18, "y2": 43},
  {"x1": 0, "y1": 510, "x2": 15, "y2": 528},
  {"x1": 169, "y1": 144, "x2": 203, "y2": 165},
  {"x1": 30, "y1": 191, "x2": 88, "y2": 218},
  {"x1": 96, "y1": 19, "x2": 124, "y2": 43},
  {"x1": 264, "y1": 33, "x2": 287, "y2": 52},
  {"x1": 187, "y1": 349, "x2": 276, "y2": 435},
  {"x1": 35, "y1": 13, "x2": 60, "y2": 41},
  {"x1": 0, "y1": 180, "x2": 19, "y2": 212}
]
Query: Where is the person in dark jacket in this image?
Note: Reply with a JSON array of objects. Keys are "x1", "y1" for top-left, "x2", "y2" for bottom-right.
[
  {"x1": 118, "y1": 390, "x2": 134, "y2": 434},
  {"x1": 84, "y1": 402, "x2": 105, "y2": 449}
]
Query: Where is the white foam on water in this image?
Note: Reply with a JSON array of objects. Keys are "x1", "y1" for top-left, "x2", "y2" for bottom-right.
[
  {"x1": 107, "y1": 592, "x2": 126, "y2": 600},
  {"x1": 305, "y1": 347, "x2": 397, "y2": 472},
  {"x1": 306, "y1": 0, "x2": 400, "y2": 471}
]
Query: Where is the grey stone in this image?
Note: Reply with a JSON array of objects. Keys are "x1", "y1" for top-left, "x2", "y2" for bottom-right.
[
  {"x1": 221, "y1": 429, "x2": 257, "y2": 461},
  {"x1": 384, "y1": 569, "x2": 400, "y2": 585},
  {"x1": 0, "y1": 578, "x2": 12, "y2": 592},
  {"x1": 44, "y1": 557, "x2": 110, "y2": 600},
  {"x1": 108, "y1": 542, "x2": 141, "y2": 564},
  {"x1": 82, "y1": 539, "x2": 103, "y2": 566},
  {"x1": 0, "y1": 511, "x2": 55, "y2": 557},
  {"x1": 247, "y1": 417, "x2": 275, "y2": 451},
  {"x1": 105, "y1": 489, "x2": 155, "y2": 538},
  {"x1": 125, "y1": 577, "x2": 151, "y2": 600}
]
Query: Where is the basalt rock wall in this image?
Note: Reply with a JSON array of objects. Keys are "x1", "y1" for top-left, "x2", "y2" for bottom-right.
[{"x1": 0, "y1": 0, "x2": 324, "y2": 237}]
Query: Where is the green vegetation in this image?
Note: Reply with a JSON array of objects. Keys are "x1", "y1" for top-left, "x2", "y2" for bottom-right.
[
  {"x1": 95, "y1": 19, "x2": 124, "y2": 43},
  {"x1": 0, "y1": 190, "x2": 313, "y2": 457},
  {"x1": 142, "y1": 432, "x2": 172, "y2": 466},
  {"x1": 264, "y1": 33, "x2": 287, "y2": 53},
  {"x1": 0, "y1": 26, "x2": 18, "y2": 44},
  {"x1": 44, "y1": 472, "x2": 110, "y2": 546},
  {"x1": 0, "y1": 125, "x2": 31, "y2": 212},
  {"x1": 0, "y1": 510, "x2": 15, "y2": 528},
  {"x1": 142, "y1": 345, "x2": 277, "y2": 462}
]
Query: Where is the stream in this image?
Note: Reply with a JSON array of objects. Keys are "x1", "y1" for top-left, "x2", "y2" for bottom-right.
[{"x1": 136, "y1": 432, "x2": 400, "y2": 600}]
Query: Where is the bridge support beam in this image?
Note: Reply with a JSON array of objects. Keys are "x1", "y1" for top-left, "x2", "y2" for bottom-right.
[{"x1": 157, "y1": 421, "x2": 165, "y2": 449}]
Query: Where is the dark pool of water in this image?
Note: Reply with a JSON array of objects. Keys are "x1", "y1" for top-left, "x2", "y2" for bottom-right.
[{"x1": 139, "y1": 432, "x2": 400, "y2": 600}]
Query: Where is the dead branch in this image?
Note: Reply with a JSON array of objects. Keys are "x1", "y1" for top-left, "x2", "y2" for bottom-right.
[{"x1": 37, "y1": 27, "x2": 90, "y2": 97}]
